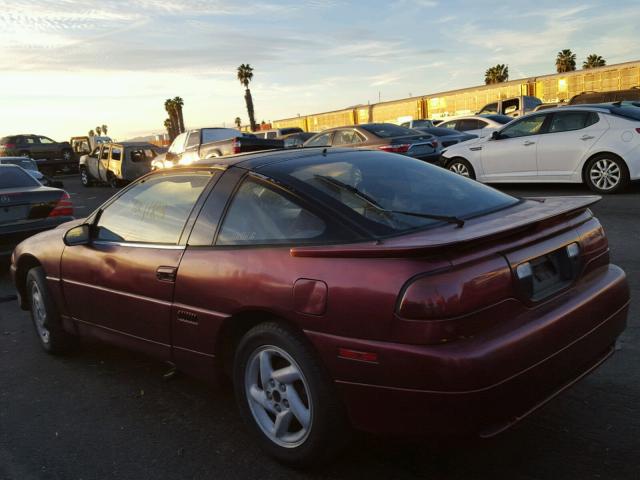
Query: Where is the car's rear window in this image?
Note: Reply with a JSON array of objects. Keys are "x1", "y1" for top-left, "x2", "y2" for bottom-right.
[
  {"x1": 0, "y1": 166, "x2": 40, "y2": 188},
  {"x1": 610, "y1": 105, "x2": 640, "y2": 121},
  {"x1": 484, "y1": 115, "x2": 513, "y2": 124},
  {"x1": 262, "y1": 151, "x2": 519, "y2": 237},
  {"x1": 360, "y1": 124, "x2": 417, "y2": 138}
]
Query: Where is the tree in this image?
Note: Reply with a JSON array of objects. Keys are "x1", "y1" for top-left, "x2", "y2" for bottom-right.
[
  {"x1": 556, "y1": 49, "x2": 577, "y2": 73},
  {"x1": 484, "y1": 64, "x2": 509, "y2": 84},
  {"x1": 234, "y1": 117, "x2": 242, "y2": 129},
  {"x1": 583, "y1": 54, "x2": 606, "y2": 69},
  {"x1": 96, "y1": 126, "x2": 102, "y2": 136},
  {"x1": 88, "y1": 130, "x2": 95, "y2": 137},
  {"x1": 164, "y1": 99, "x2": 179, "y2": 140},
  {"x1": 237, "y1": 64, "x2": 257, "y2": 131},
  {"x1": 172, "y1": 96, "x2": 185, "y2": 133},
  {"x1": 163, "y1": 118, "x2": 173, "y2": 139},
  {"x1": 101, "y1": 124, "x2": 108, "y2": 136}
]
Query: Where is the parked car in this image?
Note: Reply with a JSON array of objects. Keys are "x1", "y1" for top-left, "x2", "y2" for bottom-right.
[
  {"x1": 569, "y1": 87, "x2": 640, "y2": 105},
  {"x1": 151, "y1": 128, "x2": 283, "y2": 170},
  {"x1": 411, "y1": 126, "x2": 477, "y2": 149},
  {"x1": 80, "y1": 142, "x2": 164, "y2": 188},
  {"x1": 252, "y1": 127, "x2": 304, "y2": 139},
  {"x1": 0, "y1": 157, "x2": 63, "y2": 188},
  {"x1": 478, "y1": 95, "x2": 542, "y2": 117},
  {"x1": 0, "y1": 134, "x2": 75, "y2": 176},
  {"x1": 70, "y1": 135, "x2": 113, "y2": 157},
  {"x1": 441, "y1": 104, "x2": 640, "y2": 193},
  {"x1": 11, "y1": 148, "x2": 628, "y2": 466},
  {"x1": 303, "y1": 123, "x2": 439, "y2": 163},
  {"x1": 0, "y1": 164, "x2": 73, "y2": 256},
  {"x1": 533, "y1": 102, "x2": 564, "y2": 111},
  {"x1": 438, "y1": 114, "x2": 513, "y2": 137},
  {"x1": 282, "y1": 132, "x2": 316, "y2": 148},
  {"x1": 399, "y1": 119, "x2": 434, "y2": 128}
]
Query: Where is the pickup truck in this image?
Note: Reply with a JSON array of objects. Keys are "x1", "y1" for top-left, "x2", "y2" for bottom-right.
[
  {"x1": 151, "y1": 128, "x2": 283, "y2": 169},
  {"x1": 477, "y1": 95, "x2": 542, "y2": 118}
]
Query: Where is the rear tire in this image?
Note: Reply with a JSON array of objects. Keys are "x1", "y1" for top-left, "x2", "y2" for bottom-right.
[
  {"x1": 26, "y1": 267, "x2": 77, "y2": 355},
  {"x1": 107, "y1": 172, "x2": 119, "y2": 189},
  {"x1": 233, "y1": 322, "x2": 350, "y2": 467},
  {"x1": 584, "y1": 153, "x2": 629, "y2": 194},
  {"x1": 61, "y1": 148, "x2": 74, "y2": 162},
  {"x1": 447, "y1": 157, "x2": 476, "y2": 179}
]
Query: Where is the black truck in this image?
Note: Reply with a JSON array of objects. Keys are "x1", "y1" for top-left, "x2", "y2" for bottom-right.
[
  {"x1": 0, "y1": 134, "x2": 75, "y2": 175},
  {"x1": 151, "y1": 128, "x2": 283, "y2": 170}
]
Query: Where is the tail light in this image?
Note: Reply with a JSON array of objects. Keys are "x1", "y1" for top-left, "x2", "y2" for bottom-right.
[
  {"x1": 396, "y1": 258, "x2": 513, "y2": 320},
  {"x1": 1, "y1": 143, "x2": 15, "y2": 149},
  {"x1": 635, "y1": 128, "x2": 640, "y2": 134},
  {"x1": 48, "y1": 192, "x2": 73, "y2": 217},
  {"x1": 378, "y1": 143, "x2": 410, "y2": 153},
  {"x1": 430, "y1": 139, "x2": 438, "y2": 148},
  {"x1": 232, "y1": 138, "x2": 241, "y2": 154}
]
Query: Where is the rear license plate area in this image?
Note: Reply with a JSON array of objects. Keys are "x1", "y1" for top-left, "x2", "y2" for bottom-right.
[
  {"x1": 0, "y1": 205, "x2": 30, "y2": 224},
  {"x1": 518, "y1": 246, "x2": 580, "y2": 302}
]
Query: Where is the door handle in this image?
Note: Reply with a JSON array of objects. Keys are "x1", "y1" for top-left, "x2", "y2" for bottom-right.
[
  {"x1": 580, "y1": 135, "x2": 595, "y2": 140},
  {"x1": 156, "y1": 266, "x2": 177, "y2": 282},
  {"x1": 523, "y1": 140, "x2": 536, "y2": 146}
]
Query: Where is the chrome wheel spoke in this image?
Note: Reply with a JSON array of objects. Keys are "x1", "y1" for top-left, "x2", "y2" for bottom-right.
[
  {"x1": 259, "y1": 350, "x2": 273, "y2": 388},
  {"x1": 273, "y1": 410, "x2": 294, "y2": 438},
  {"x1": 249, "y1": 385, "x2": 276, "y2": 414},
  {"x1": 271, "y1": 365, "x2": 300, "y2": 384}
]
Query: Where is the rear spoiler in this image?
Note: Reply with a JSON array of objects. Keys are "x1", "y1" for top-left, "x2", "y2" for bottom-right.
[{"x1": 290, "y1": 196, "x2": 601, "y2": 258}]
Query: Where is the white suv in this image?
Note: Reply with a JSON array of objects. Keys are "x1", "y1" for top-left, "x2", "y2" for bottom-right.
[{"x1": 441, "y1": 104, "x2": 640, "y2": 194}]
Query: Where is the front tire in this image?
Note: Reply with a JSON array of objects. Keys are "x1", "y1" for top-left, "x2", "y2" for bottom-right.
[
  {"x1": 447, "y1": 157, "x2": 476, "y2": 179},
  {"x1": 80, "y1": 166, "x2": 93, "y2": 187},
  {"x1": 26, "y1": 267, "x2": 77, "y2": 354},
  {"x1": 233, "y1": 322, "x2": 349, "y2": 467},
  {"x1": 585, "y1": 154, "x2": 629, "y2": 194}
]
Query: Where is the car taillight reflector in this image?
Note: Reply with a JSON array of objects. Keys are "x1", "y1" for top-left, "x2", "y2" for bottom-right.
[
  {"x1": 1, "y1": 143, "x2": 15, "y2": 148},
  {"x1": 378, "y1": 143, "x2": 410, "y2": 153},
  {"x1": 232, "y1": 138, "x2": 241, "y2": 154},
  {"x1": 338, "y1": 348, "x2": 378, "y2": 363},
  {"x1": 48, "y1": 192, "x2": 73, "y2": 217},
  {"x1": 396, "y1": 259, "x2": 514, "y2": 320}
]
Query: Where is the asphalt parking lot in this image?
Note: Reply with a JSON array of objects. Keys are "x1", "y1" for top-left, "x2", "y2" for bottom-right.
[{"x1": 1, "y1": 175, "x2": 639, "y2": 480}]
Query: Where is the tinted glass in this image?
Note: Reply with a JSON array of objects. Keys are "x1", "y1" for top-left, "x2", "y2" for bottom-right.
[
  {"x1": 524, "y1": 97, "x2": 542, "y2": 109},
  {"x1": 333, "y1": 130, "x2": 363, "y2": 145},
  {"x1": 485, "y1": 115, "x2": 513, "y2": 124},
  {"x1": 549, "y1": 111, "x2": 591, "y2": 133},
  {"x1": 264, "y1": 151, "x2": 518, "y2": 237},
  {"x1": 610, "y1": 105, "x2": 640, "y2": 121},
  {"x1": 412, "y1": 120, "x2": 433, "y2": 128},
  {"x1": 479, "y1": 103, "x2": 498, "y2": 114},
  {"x1": 500, "y1": 114, "x2": 546, "y2": 138},
  {"x1": 0, "y1": 166, "x2": 40, "y2": 188},
  {"x1": 280, "y1": 128, "x2": 303, "y2": 135},
  {"x1": 111, "y1": 147, "x2": 122, "y2": 161},
  {"x1": 97, "y1": 173, "x2": 212, "y2": 244},
  {"x1": 305, "y1": 132, "x2": 332, "y2": 147},
  {"x1": 360, "y1": 124, "x2": 416, "y2": 138},
  {"x1": 201, "y1": 128, "x2": 239, "y2": 143},
  {"x1": 457, "y1": 119, "x2": 480, "y2": 131},
  {"x1": 217, "y1": 178, "x2": 326, "y2": 245},
  {"x1": 439, "y1": 121, "x2": 457, "y2": 130}
]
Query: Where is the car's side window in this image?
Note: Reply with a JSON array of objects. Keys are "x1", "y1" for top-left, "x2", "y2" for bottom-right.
[
  {"x1": 185, "y1": 132, "x2": 200, "y2": 148},
  {"x1": 440, "y1": 121, "x2": 457, "y2": 130},
  {"x1": 333, "y1": 130, "x2": 363, "y2": 145},
  {"x1": 306, "y1": 132, "x2": 332, "y2": 147},
  {"x1": 89, "y1": 147, "x2": 100, "y2": 159},
  {"x1": 480, "y1": 103, "x2": 498, "y2": 115},
  {"x1": 39, "y1": 136, "x2": 54, "y2": 144},
  {"x1": 217, "y1": 178, "x2": 326, "y2": 246},
  {"x1": 499, "y1": 115, "x2": 547, "y2": 139},
  {"x1": 457, "y1": 120, "x2": 478, "y2": 131},
  {"x1": 548, "y1": 111, "x2": 595, "y2": 133},
  {"x1": 168, "y1": 133, "x2": 187, "y2": 154},
  {"x1": 100, "y1": 147, "x2": 110, "y2": 160},
  {"x1": 96, "y1": 173, "x2": 212, "y2": 245},
  {"x1": 111, "y1": 147, "x2": 122, "y2": 161}
]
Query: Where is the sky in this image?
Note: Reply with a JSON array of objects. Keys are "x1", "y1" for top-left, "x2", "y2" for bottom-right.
[{"x1": 0, "y1": 0, "x2": 639, "y2": 140}]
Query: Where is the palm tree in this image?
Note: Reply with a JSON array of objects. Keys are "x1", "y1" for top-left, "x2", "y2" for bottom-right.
[
  {"x1": 164, "y1": 99, "x2": 178, "y2": 140},
  {"x1": 88, "y1": 129, "x2": 95, "y2": 137},
  {"x1": 237, "y1": 64, "x2": 257, "y2": 131},
  {"x1": 101, "y1": 124, "x2": 108, "y2": 136},
  {"x1": 234, "y1": 117, "x2": 242, "y2": 129},
  {"x1": 172, "y1": 96, "x2": 185, "y2": 133},
  {"x1": 96, "y1": 126, "x2": 102, "y2": 136},
  {"x1": 583, "y1": 54, "x2": 606, "y2": 69},
  {"x1": 163, "y1": 118, "x2": 173, "y2": 139},
  {"x1": 556, "y1": 49, "x2": 577, "y2": 73},
  {"x1": 484, "y1": 64, "x2": 509, "y2": 84}
]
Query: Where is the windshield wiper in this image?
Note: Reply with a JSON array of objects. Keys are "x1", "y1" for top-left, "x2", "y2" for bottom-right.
[{"x1": 313, "y1": 175, "x2": 465, "y2": 228}]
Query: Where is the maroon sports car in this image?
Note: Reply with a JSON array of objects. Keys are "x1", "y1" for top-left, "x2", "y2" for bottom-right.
[{"x1": 10, "y1": 148, "x2": 629, "y2": 466}]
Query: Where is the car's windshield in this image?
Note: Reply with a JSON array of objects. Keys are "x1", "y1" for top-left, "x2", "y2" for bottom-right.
[
  {"x1": 360, "y1": 124, "x2": 417, "y2": 138},
  {"x1": 263, "y1": 151, "x2": 519, "y2": 237},
  {"x1": 0, "y1": 166, "x2": 40, "y2": 188},
  {"x1": 1, "y1": 158, "x2": 38, "y2": 171}
]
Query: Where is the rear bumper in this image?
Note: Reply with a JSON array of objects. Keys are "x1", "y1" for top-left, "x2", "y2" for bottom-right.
[
  {"x1": 0, "y1": 217, "x2": 72, "y2": 256},
  {"x1": 306, "y1": 264, "x2": 628, "y2": 436}
]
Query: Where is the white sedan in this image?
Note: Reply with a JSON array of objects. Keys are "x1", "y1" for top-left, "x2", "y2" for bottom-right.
[
  {"x1": 440, "y1": 104, "x2": 640, "y2": 194},
  {"x1": 437, "y1": 114, "x2": 513, "y2": 138}
]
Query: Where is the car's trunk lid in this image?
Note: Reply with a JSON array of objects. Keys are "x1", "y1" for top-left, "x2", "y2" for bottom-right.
[{"x1": 0, "y1": 186, "x2": 65, "y2": 225}]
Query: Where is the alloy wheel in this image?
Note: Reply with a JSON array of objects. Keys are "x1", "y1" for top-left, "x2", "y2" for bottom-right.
[
  {"x1": 590, "y1": 158, "x2": 621, "y2": 191},
  {"x1": 244, "y1": 345, "x2": 312, "y2": 448},
  {"x1": 31, "y1": 283, "x2": 50, "y2": 344},
  {"x1": 450, "y1": 162, "x2": 470, "y2": 177}
]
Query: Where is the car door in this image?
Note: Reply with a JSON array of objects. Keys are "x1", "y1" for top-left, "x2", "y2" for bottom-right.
[
  {"x1": 60, "y1": 170, "x2": 217, "y2": 359},
  {"x1": 480, "y1": 113, "x2": 548, "y2": 182},
  {"x1": 86, "y1": 146, "x2": 101, "y2": 179},
  {"x1": 23, "y1": 135, "x2": 44, "y2": 159},
  {"x1": 536, "y1": 111, "x2": 606, "y2": 180},
  {"x1": 38, "y1": 136, "x2": 57, "y2": 159},
  {"x1": 97, "y1": 144, "x2": 111, "y2": 181}
]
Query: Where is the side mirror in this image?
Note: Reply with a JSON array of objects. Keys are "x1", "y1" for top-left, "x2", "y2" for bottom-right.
[
  {"x1": 64, "y1": 224, "x2": 91, "y2": 246},
  {"x1": 491, "y1": 131, "x2": 501, "y2": 140}
]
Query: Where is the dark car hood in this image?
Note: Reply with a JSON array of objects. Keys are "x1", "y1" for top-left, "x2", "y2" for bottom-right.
[{"x1": 291, "y1": 196, "x2": 600, "y2": 258}]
